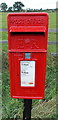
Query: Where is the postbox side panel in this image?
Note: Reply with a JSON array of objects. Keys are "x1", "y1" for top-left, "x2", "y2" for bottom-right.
[{"x1": 9, "y1": 52, "x2": 46, "y2": 99}]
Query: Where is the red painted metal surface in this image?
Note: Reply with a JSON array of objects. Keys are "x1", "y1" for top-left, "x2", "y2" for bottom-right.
[
  {"x1": 10, "y1": 26, "x2": 46, "y2": 32},
  {"x1": 7, "y1": 13, "x2": 48, "y2": 99}
]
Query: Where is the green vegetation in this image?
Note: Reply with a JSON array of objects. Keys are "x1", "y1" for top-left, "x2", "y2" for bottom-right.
[
  {"x1": 0, "y1": 3, "x2": 7, "y2": 12},
  {"x1": 48, "y1": 32, "x2": 56, "y2": 41},
  {"x1": 32, "y1": 97, "x2": 56, "y2": 118},
  {"x1": 2, "y1": 44, "x2": 8, "y2": 51},
  {"x1": 2, "y1": 32, "x2": 8, "y2": 40},
  {"x1": 0, "y1": 2, "x2": 25, "y2": 12},
  {"x1": 1, "y1": 12, "x2": 7, "y2": 29},
  {"x1": 0, "y1": 32, "x2": 2, "y2": 40},
  {"x1": 48, "y1": 44, "x2": 56, "y2": 53},
  {"x1": 48, "y1": 12, "x2": 56, "y2": 29}
]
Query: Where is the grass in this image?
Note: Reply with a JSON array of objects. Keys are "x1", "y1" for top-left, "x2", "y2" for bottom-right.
[
  {"x1": 0, "y1": 32, "x2": 2, "y2": 40},
  {"x1": 48, "y1": 44, "x2": 58, "y2": 53},
  {"x1": 2, "y1": 44, "x2": 8, "y2": 52},
  {"x1": 48, "y1": 32, "x2": 56, "y2": 41},
  {"x1": 0, "y1": 12, "x2": 8, "y2": 29},
  {"x1": 0, "y1": 12, "x2": 2, "y2": 28},
  {"x1": 48, "y1": 12, "x2": 56, "y2": 29},
  {"x1": 2, "y1": 32, "x2": 8, "y2": 40},
  {"x1": 32, "y1": 96, "x2": 56, "y2": 118},
  {"x1": 56, "y1": 11, "x2": 58, "y2": 29},
  {"x1": 48, "y1": 45, "x2": 56, "y2": 53}
]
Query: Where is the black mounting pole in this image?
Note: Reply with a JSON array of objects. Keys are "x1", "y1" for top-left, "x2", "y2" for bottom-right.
[{"x1": 23, "y1": 99, "x2": 32, "y2": 120}]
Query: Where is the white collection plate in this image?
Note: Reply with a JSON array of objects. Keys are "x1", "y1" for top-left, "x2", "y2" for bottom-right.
[{"x1": 20, "y1": 61, "x2": 35, "y2": 87}]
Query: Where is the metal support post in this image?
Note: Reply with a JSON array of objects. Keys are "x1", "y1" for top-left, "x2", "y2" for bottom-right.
[{"x1": 23, "y1": 99, "x2": 32, "y2": 120}]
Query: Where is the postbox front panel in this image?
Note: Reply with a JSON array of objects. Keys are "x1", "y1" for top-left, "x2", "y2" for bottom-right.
[
  {"x1": 8, "y1": 13, "x2": 48, "y2": 99},
  {"x1": 9, "y1": 52, "x2": 46, "y2": 99}
]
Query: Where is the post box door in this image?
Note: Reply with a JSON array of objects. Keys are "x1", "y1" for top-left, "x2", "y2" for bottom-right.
[{"x1": 9, "y1": 52, "x2": 46, "y2": 99}]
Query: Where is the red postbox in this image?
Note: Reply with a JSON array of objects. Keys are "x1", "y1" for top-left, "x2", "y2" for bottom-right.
[{"x1": 7, "y1": 13, "x2": 48, "y2": 99}]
